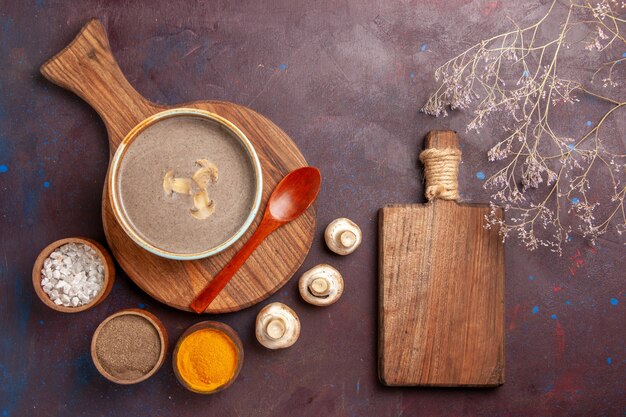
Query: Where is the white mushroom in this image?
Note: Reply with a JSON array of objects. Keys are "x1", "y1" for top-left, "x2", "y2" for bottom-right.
[
  {"x1": 162, "y1": 170, "x2": 192, "y2": 195},
  {"x1": 324, "y1": 218, "x2": 362, "y2": 255},
  {"x1": 298, "y1": 264, "x2": 343, "y2": 306},
  {"x1": 192, "y1": 159, "x2": 218, "y2": 188},
  {"x1": 190, "y1": 189, "x2": 216, "y2": 220},
  {"x1": 255, "y1": 302, "x2": 300, "y2": 349}
]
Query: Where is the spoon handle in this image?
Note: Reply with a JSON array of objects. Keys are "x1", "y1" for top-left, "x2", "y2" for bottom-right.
[{"x1": 190, "y1": 219, "x2": 280, "y2": 313}]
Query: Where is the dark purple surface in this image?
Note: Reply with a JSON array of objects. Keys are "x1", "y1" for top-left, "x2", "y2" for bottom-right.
[{"x1": 0, "y1": 0, "x2": 623, "y2": 416}]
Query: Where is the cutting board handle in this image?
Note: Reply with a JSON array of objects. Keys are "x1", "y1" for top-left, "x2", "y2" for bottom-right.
[
  {"x1": 420, "y1": 130, "x2": 462, "y2": 201},
  {"x1": 40, "y1": 19, "x2": 159, "y2": 151}
]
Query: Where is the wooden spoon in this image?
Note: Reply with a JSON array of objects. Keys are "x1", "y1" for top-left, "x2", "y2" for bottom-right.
[{"x1": 190, "y1": 167, "x2": 322, "y2": 313}]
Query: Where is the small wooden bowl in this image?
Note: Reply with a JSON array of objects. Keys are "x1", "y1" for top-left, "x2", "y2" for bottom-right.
[
  {"x1": 173, "y1": 321, "x2": 244, "y2": 394},
  {"x1": 32, "y1": 237, "x2": 115, "y2": 313},
  {"x1": 91, "y1": 308, "x2": 168, "y2": 384}
]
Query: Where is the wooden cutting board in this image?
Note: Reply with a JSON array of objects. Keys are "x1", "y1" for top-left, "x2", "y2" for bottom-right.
[
  {"x1": 379, "y1": 131, "x2": 505, "y2": 386},
  {"x1": 40, "y1": 19, "x2": 316, "y2": 313}
]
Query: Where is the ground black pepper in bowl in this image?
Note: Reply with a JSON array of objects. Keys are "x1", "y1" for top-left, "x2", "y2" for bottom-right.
[{"x1": 91, "y1": 309, "x2": 167, "y2": 384}]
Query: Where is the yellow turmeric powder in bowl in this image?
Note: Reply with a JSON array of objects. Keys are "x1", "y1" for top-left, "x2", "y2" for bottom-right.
[{"x1": 173, "y1": 322, "x2": 243, "y2": 394}]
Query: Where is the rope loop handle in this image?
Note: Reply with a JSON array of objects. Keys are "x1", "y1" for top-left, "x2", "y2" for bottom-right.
[{"x1": 419, "y1": 147, "x2": 461, "y2": 201}]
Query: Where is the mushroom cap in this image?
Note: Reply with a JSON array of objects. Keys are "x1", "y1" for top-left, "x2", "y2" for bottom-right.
[
  {"x1": 255, "y1": 302, "x2": 300, "y2": 349},
  {"x1": 298, "y1": 264, "x2": 343, "y2": 306},
  {"x1": 324, "y1": 218, "x2": 362, "y2": 255}
]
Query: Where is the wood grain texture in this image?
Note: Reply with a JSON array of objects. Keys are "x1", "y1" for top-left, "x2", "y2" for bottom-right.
[
  {"x1": 379, "y1": 131, "x2": 505, "y2": 387},
  {"x1": 40, "y1": 19, "x2": 316, "y2": 313}
]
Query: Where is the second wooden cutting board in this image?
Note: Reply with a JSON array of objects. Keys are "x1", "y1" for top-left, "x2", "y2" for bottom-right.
[{"x1": 379, "y1": 130, "x2": 505, "y2": 387}]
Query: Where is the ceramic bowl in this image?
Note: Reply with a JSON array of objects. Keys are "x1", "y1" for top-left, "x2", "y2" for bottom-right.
[{"x1": 108, "y1": 108, "x2": 263, "y2": 261}]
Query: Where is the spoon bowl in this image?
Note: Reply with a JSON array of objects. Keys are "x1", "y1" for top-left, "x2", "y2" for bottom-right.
[{"x1": 268, "y1": 167, "x2": 321, "y2": 222}]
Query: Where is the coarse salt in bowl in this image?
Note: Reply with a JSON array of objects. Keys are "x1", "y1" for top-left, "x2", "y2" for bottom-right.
[{"x1": 32, "y1": 237, "x2": 115, "y2": 313}]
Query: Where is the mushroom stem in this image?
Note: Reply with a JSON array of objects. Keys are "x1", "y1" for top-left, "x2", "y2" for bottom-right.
[
  {"x1": 255, "y1": 302, "x2": 300, "y2": 349},
  {"x1": 265, "y1": 318, "x2": 286, "y2": 340},
  {"x1": 324, "y1": 218, "x2": 362, "y2": 255},
  {"x1": 299, "y1": 264, "x2": 343, "y2": 306},
  {"x1": 308, "y1": 277, "x2": 330, "y2": 297},
  {"x1": 339, "y1": 230, "x2": 357, "y2": 248}
]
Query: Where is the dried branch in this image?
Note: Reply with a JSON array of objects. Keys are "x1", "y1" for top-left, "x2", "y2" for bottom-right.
[{"x1": 422, "y1": 0, "x2": 625, "y2": 253}]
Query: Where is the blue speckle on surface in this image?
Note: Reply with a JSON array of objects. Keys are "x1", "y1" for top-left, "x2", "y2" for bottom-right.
[
  {"x1": 2, "y1": 409, "x2": 8, "y2": 416},
  {"x1": 567, "y1": 143, "x2": 575, "y2": 151},
  {"x1": 356, "y1": 381, "x2": 360, "y2": 394},
  {"x1": 138, "y1": 303, "x2": 146, "y2": 309},
  {"x1": 143, "y1": 54, "x2": 157, "y2": 72},
  {"x1": 475, "y1": 171, "x2": 485, "y2": 180},
  {"x1": 532, "y1": 305, "x2": 539, "y2": 314},
  {"x1": 43, "y1": 181, "x2": 50, "y2": 188},
  {"x1": 529, "y1": 275, "x2": 534, "y2": 281},
  {"x1": 420, "y1": 43, "x2": 428, "y2": 52},
  {"x1": 39, "y1": 320, "x2": 44, "y2": 325},
  {"x1": 278, "y1": 63, "x2": 287, "y2": 71},
  {"x1": 607, "y1": 357, "x2": 612, "y2": 365},
  {"x1": 409, "y1": 71, "x2": 416, "y2": 79},
  {"x1": 522, "y1": 70, "x2": 529, "y2": 77},
  {"x1": 585, "y1": 120, "x2": 593, "y2": 127},
  {"x1": 566, "y1": 235, "x2": 573, "y2": 242},
  {"x1": 74, "y1": 352, "x2": 92, "y2": 386},
  {"x1": 571, "y1": 197, "x2": 580, "y2": 204},
  {"x1": 565, "y1": 300, "x2": 571, "y2": 305},
  {"x1": 551, "y1": 314, "x2": 557, "y2": 320},
  {"x1": 622, "y1": 52, "x2": 626, "y2": 58},
  {"x1": 0, "y1": 165, "x2": 7, "y2": 173},
  {"x1": 610, "y1": 298, "x2": 618, "y2": 306}
]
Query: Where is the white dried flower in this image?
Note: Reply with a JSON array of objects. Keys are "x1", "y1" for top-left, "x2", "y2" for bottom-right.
[{"x1": 421, "y1": 0, "x2": 626, "y2": 252}]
